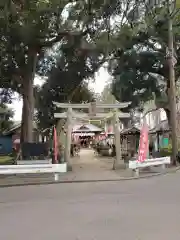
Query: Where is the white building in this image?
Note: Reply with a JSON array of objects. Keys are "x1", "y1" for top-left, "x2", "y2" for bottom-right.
[
  {"x1": 143, "y1": 108, "x2": 167, "y2": 129},
  {"x1": 138, "y1": 100, "x2": 167, "y2": 129},
  {"x1": 142, "y1": 99, "x2": 180, "y2": 130}
]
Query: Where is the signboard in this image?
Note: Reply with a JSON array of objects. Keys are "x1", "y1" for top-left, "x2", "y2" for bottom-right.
[
  {"x1": 137, "y1": 124, "x2": 149, "y2": 162},
  {"x1": 89, "y1": 101, "x2": 96, "y2": 117},
  {"x1": 162, "y1": 137, "x2": 169, "y2": 147}
]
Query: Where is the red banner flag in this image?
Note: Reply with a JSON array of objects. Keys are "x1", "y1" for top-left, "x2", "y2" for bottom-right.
[
  {"x1": 137, "y1": 123, "x2": 149, "y2": 162},
  {"x1": 53, "y1": 126, "x2": 58, "y2": 163}
]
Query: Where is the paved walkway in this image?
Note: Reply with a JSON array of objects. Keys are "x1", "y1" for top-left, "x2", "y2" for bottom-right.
[{"x1": 1, "y1": 171, "x2": 180, "y2": 239}]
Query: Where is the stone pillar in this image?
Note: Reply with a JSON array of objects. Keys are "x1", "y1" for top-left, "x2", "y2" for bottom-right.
[
  {"x1": 113, "y1": 110, "x2": 125, "y2": 169},
  {"x1": 104, "y1": 120, "x2": 108, "y2": 133},
  {"x1": 56, "y1": 119, "x2": 63, "y2": 146},
  {"x1": 65, "y1": 107, "x2": 73, "y2": 170}
]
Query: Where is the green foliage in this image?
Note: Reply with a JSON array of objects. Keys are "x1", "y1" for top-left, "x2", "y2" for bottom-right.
[
  {"x1": 109, "y1": 3, "x2": 180, "y2": 113},
  {"x1": 0, "y1": 0, "x2": 114, "y2": 141},
  {"x1": 0, "y1": 156, "x2": 14, "y2": 165},
  {"x1": 35, "y1": 81, "x2": 95, "y2": 129},
  {"x1": 0, "y1": 0, "x2": 146, "y2": 101},
  {"x1": 109, "y1": 36, "x2": 167, "y2": 110},
  {"x1": 159, "y1": 144, "x2": 172, "y2": 157},
  {"x1": 0, "y1": 0, "x2": 71, "y2": 91},
  {"x1": 159, "y1": 142, "x2": 180, "y2": 157},
  {"x1": 34, "y1": 18, "x2": 108, "y2": 130},
  {"x1": 0, "y1": 103, "x2": 14, "y2": 133},
  {"x1": 35, "y1": 73, "x2": 95, "y2": 129}
]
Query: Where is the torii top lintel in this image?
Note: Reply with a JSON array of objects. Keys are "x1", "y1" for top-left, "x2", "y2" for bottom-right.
[{"x1": 53, "y1": 101, "x2": 131, "y2": 109}]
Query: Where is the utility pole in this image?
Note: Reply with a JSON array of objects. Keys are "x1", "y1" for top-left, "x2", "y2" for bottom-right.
[{"x1": 167, "y1": 0, "x2": 178, "y2": 164}]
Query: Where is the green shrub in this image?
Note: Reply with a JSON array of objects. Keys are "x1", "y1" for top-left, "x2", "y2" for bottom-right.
[
  {"x1": 159, "y1": 144, "x2": 172, "y2": 157},
  {"x1": 0, "y1": 155, "x2": 14, "y2": 165}
]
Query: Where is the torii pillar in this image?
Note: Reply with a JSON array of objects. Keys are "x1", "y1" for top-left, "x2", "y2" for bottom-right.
[
  {"x1": 65, "y1": 107, "x2": 73, "y2": 171},
  {"x1": 113, "y1": 109, "x2": 123, "y2": 169}
]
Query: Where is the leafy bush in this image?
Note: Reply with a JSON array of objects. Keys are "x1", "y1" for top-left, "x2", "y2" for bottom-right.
[
  {"x1": 0, "y1": 155, "x2": 14, "y2": 165},
  {"x1": 159, "y1": 144, "x2": 172, "y2": 157}
]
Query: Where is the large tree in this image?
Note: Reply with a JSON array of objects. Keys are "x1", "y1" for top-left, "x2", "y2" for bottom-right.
[
  {"x1": 0, "y1": 0, "x2": 115, "y2": 143},
  {"x1": 34, "y1": 37, "x2": 101, "y2": 130},
  {"x1": 109, "y1": 3, "x2": 180, "y2": 125},
  {"x1": 0, "y1": 0, "x2": 74, "y2": 142}
]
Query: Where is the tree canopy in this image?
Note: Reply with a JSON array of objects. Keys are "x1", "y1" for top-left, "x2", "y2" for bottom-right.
[
  {"x1": 35, "y1": 80, "x2": 95, "y2": 130},
  {"x1": 108, "y1": 2, "x2": 180, "y2": 124},
  {"x1": 34, "y1": 39, "x2": 98, "y2": 129},
  {"x1": 0, "y1": 0, "x2": 113, "y2": 142}
]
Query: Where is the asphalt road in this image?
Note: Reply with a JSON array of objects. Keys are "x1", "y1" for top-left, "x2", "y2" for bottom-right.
[{"x1": 0, "y1": 172, "x2": 180, "y2": 240}]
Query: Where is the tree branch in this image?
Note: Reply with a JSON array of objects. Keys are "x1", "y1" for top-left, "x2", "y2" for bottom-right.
[{"x1": 39, "y1": 29, "x2": 89, "y2": 48}]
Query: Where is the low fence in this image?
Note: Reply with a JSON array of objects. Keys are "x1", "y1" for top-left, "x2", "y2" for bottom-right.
[
  {"x1": 129, "y1": 157, "x2": 171, "y2": 177},
  {"x1": 0, "y1": 163, "x2": 67, "y2": 181}
]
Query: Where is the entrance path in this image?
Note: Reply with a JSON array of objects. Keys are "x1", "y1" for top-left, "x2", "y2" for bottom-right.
[
  {"x1": 69, "y1": 148, "x2": 132, "y2": 181},
  {"x1": 72, "y1": 148, "x2": 114, "y2": 171}
]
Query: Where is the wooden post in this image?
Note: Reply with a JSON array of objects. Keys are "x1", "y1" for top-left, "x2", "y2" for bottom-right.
[
  {"x1": 113, "y1": 110, "x2": 124, "y2": 169},
  {"x1": 65, "y1": 107, "x2": 73, "y2": 170}
]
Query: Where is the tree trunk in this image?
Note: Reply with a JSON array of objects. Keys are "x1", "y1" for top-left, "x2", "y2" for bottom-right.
[
  {"x1": 20, "y1": 50, "x2": 37, "y2": 143},
  {"x1": 165, "y1": 81, "x2": 171, "y2": 129},
  {"x1": 164, "y1": 108, "x2": 171, "y2": 127}
]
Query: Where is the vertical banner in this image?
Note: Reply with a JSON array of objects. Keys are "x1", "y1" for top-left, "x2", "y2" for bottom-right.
[
  {"x1": 53, "y1": 126, "x2": 58, "y2": 163},
  {"x1": 137, "y1": 123, "x2": 149, "y2": 162},
  {"x1": 108, "y1": 126, "x2": 113, "y2": 134},
  {"x1": 104, "y1": 122, "x2": 108, "y2": 138}
]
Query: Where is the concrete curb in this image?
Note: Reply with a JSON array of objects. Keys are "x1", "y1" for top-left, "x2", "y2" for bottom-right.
[{"x1": 0, "y1": 166, "x2": 180, "y2": 188}]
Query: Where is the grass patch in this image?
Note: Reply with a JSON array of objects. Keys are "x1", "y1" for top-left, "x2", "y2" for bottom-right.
[{"x1": 0, "y1": 155, "x2": 14, "y2": 165}]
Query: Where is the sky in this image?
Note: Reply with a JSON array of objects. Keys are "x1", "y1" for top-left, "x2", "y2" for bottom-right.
[{"x1": 10, "y1": 67, "x2": 110, "y2": 121}]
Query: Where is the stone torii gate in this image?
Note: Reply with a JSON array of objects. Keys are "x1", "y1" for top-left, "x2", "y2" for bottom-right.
[{"x1": 53, "y1": 101, "x2": 131, "y2": 170}]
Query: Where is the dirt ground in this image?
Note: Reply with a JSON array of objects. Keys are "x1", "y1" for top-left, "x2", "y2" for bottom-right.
[
  {"x1": 67, "y1": 148, "x2": 125, "y2": 181},
  {"x1": 72, "y1": 148, "x2": 115, "y2": 171}
]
